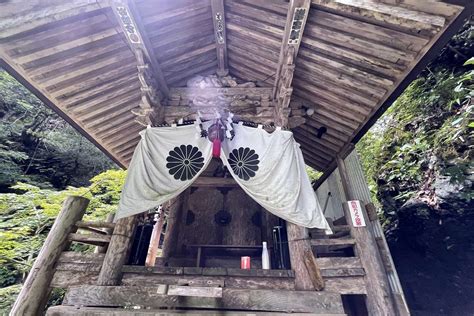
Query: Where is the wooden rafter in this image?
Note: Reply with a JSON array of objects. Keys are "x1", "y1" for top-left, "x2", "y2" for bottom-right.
[
  {"x1": 0, "y1": 56, "x2": 126, "y2": 168},
  {"x1": 211, "y1": 0, "x2": 228, "y2": 76},
  {"x1": 273, "y1": 0, "x2": 311, "y2": 126},
  {"x1": 106, "y1": 0, "x2": 169, "y2": 98},
  {"x1": 103, "y1": 0, "x2": 170, "y2": 125}
]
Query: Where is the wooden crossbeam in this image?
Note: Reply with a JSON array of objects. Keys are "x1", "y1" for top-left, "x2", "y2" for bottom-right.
[
  {"x1": 106, "y1": 0, "x2": 169, "y2": 98},
  {"x1": 273, "y1": 0, "x2": 311, "y2": 126},
  {"x1": 211, "y1": 0, "x2": 228, "y2": 76}
]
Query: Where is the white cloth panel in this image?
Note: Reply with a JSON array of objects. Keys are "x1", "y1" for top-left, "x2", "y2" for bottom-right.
[
  {"x1": 220, "y1": 124, "x2": 332, "y2": 233},
  {"x1": 115, "y1": 124, "x2": 213, "y2": 220}
]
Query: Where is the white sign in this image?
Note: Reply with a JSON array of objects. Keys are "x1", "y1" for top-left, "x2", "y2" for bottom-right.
[{"x1": 348, "y1": 200, "x2": 366, "y2": 227}]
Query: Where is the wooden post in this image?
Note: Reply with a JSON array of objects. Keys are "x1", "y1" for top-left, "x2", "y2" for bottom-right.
[
  {"x1": 97, "y1": 215, "x2": 138, "y2": 286},
  {"x1": 337, "y1": 156, "x2": 396, "y2": 315},
  {"x1": 286, "y1": 222, "x2": 315, "y2": 291},
  {"x1": 145, "y1": 210, "x2": 166, "y2": 267},
  {"x1": 10, "y1": 196, "x2": 89, "y2": 316},
  {"x1": 162, "y1": 191, "x2": 187, "y2": 258}
]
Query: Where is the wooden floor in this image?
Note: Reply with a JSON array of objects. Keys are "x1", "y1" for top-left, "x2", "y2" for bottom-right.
[{"x1": 46, "y1": 306, "x2": 347, "y2": 316}]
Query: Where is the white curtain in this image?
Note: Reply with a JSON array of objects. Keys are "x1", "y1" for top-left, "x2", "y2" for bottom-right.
[
  {"x1": 115, "y1": 123, "x2": 332, "y2": 233},
  {"x1": 221, "y1": 124, "x2": 331, "y2": 233},
  {"x1": 115, "y1": 124, "x2": 212, "y2": 220}
]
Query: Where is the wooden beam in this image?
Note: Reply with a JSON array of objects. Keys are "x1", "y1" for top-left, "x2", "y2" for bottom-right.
[
  {"x1": 211, "y1": 0, "x2": 228, "y2": 76},
  {"x1": 62, "y1": 286, "x2": 345, "y2": 314},
  {"x1": 75, "y1": 220, "x2": 116, "y2": 230},
  {"x1": 47, "y1": 306, "x2": 347, "y2": 316},
  {"x1": 310, "y1": 0, "x2": 446, "y2": 32},
  {"x1": 104, "y1": 0, "x2": 168, "y2": 97},
  {"x1": 192, "y1": 177, "x2": 239, "y2": 188},
  {"x1": 314, "y1": 4, "x2": 471, "y2": 191},
  {"x1": 273, "y1": 0, "x2": 311, "y2": 126},
  {"x1": 0, "y1": 58, "x2": 126, "y2": 168},
  {"x1": 10, "y1": 196, "x2": 90, "y2": 316},
  {"x1": 0, "y1": 1, "x2": 101, "y2": 39}
]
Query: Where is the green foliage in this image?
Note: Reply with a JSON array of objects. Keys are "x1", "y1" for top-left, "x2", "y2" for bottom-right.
[
  {"x1": 306, "y1": 166, "x2": 322, "y2": 182},
  {"x1": 0, "y1": 69, "x2": 116, "y2": 192},
  {"x1": 0, "y1": 169, "x2": 126, "y2": 313},
  {"x1": 358, "y1": 54, "x2": 473, "y2": 223}
]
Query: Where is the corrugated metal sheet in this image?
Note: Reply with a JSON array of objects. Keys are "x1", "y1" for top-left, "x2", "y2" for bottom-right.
[{"x1": 315, "y1": 149, "x2": 370, "y2": 220}]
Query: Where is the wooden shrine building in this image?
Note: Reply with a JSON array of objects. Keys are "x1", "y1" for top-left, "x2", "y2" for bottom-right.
[{"x1": 1, "y1": 1, "x2": 472, "y2": 315}]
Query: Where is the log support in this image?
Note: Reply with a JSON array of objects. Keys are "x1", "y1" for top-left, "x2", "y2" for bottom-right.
[
  {"x1": 286, "y1": 222, "x2": 315, "y2": 291},
  {"x1": 336, "y1": 156, "x2": 396, "y2": 315},
  {"x1": 10, "y1": 196, "x2": 90, "y2": 316},
  {"x1": 97, "y1": 215, "x2": 138, "y2": 286}
]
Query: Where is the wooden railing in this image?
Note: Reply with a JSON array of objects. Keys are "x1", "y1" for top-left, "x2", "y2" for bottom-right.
[{"x1": 10, "y1": 196, "x2": 90, "y2": 316}]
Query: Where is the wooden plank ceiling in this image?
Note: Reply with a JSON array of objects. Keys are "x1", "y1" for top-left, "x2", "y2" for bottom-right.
[{"x1": 0, "y1": 0, "x2": 469, "y2": 172}]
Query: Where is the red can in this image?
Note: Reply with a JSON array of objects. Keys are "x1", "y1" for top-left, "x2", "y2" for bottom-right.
[{"x1": 241, "y1": 256, "x2": 251, "y2": 269}]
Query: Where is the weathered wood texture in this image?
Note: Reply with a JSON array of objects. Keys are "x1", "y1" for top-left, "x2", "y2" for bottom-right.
[
  {"x1": 337, "y1": 157, "x2": 396, "y2": 315},
  {"x1": 97, "y1": 215, "x2": 138, "y2": 285},
  {"x1": 47, "y1": 305, "x2": 347, "y2": 316},
  {"x1": 303, "y1": 249, "x2": 325, "y2": 290},
  {"x1": 273, "y1": 0, "x2": 310, "y2": 126},
  {"x1": 63, "y1": 286, "x2": 345, "y2": 314},
  {"x1": 211, "y1": 0, "x2": 228, "y2": 75},
  {"x1": 52, "y1": 251, "x2": 296, "y2": 290},
  {"x1": 10, "y1": 196, "x2": 90, "y2": 316},
  {"x1": 286, "y1": 223, "x2": 315, "y2": 291},
  {"x1": 0, "y1": 0, "x2": 466, "y2": 169},
  {"x1": 177, "y1": 187, "x2": 263, "y2": 252},
  {"x1": 162, "y1": 194, "x2": 187, "y2": 258}
]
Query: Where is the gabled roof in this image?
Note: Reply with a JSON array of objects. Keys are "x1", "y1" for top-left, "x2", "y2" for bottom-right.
[{"x1": 0, "y1": 0, "x2": 472, "y2": 175}]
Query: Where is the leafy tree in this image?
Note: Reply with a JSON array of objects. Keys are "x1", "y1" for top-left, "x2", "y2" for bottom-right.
[
  {"x1": 0, "y1": 69, "x2": 116, "y2": 192},
  {"x1": 0, "y1": 169, "x2": 126, "y2": 313}
]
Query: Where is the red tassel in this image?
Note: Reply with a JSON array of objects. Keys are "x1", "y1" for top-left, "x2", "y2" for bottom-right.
[{"x1": 212, "y1": 138, "x2": 221, "y2": 158}]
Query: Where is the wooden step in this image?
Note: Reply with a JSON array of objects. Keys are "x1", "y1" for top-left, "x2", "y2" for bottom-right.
[
  {"x1": 62, "y1": 286, "x2": 345, "y2": 314},
  {"x1": 311, "y1": 238, "x2": 356, "y2": 248},
  {"x1": 47, "y1": 306, "x2": 348, "y2": 316},
  {"x1": 68, "y1": 233, "x2": 111, "y2": 246},
  {"x1": 316, "y1": 257, "x2": 363, "y2": 270}
]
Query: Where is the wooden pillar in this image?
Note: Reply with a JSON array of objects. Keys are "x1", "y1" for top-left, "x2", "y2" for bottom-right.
[
  {"x1": 286, "y1": 222, "x2": 315, "y2": 291},
  {"x1": 162, "y1": 191, "x2": 187, "y2": 258},
  {"x1": 97, "y1": 215, "x2": 138, "y2": 286},
  {"x1": 10, "y1": 196, "x2": 89, "y2": 316},
  {"x1": 145, "y1": 210, "x2": 166, "y2": 267},
  {"x1": 337, "y1": 156, "x2": 396, "y2": 315}
]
